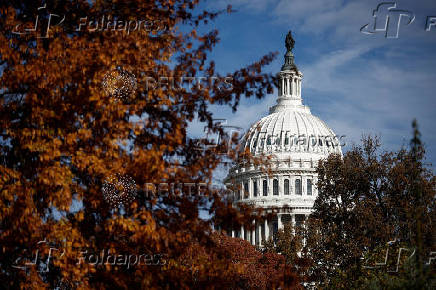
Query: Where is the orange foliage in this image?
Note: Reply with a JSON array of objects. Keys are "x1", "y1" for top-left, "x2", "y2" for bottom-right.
[{"x1": 0, "y1": 0, "x2": 294, "y2": 288}]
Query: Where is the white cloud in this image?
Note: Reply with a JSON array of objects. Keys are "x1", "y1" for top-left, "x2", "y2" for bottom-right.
[{"x1": 203, "y1": 0, "x2": 436, "y2": 167}]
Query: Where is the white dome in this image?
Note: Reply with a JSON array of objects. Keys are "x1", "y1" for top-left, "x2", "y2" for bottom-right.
[{"x1": 240, "y1": 104, "x2": 342, "y2": 157}]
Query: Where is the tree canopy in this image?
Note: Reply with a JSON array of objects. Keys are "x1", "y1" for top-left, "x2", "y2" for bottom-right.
[
  {"x1": 0, "y1": 1, "x2": 283, "y2": 288},
  {"x1": 298, "y1": 123, "x2": 434, "y2": 288}
]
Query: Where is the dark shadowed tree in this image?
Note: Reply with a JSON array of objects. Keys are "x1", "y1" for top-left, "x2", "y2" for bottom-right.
[
  {"x1": 178, "y1": 232, "x2": 302, "y2": 289},
  {"x1": 305, "y1": 121, "x2": 435, "y2": 288},
  {"x1": 262, "y1": 221, "x2": 311, "y2": 284}
]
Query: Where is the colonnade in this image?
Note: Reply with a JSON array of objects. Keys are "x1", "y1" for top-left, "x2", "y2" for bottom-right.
[
  {"x1": 280, "y1": 75, "x2": 301, "y2": 97},
  {"x1": 231, "y1": 213, "x2": 309, "y2": 246}
]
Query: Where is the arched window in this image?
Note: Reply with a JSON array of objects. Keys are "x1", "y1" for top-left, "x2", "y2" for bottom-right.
[
  {"x1": 307, "y1": 179, "x2": 312, "y2": 195},
  {"x1": 275, "y1": 138, "x2": 281, "y2": 145},
  {"x1": 295, "y1": 179, "x2": 302, "y2": 195},
  {"x1": 273, "y1": 179, "x2": 279, "y2": 195},
  {"x1": 311, "y1": 136, "x2": 317, "y2": 146},
  {"x1": 253, "y1": 180, "x2": 258, "y2": 197},
  {"x1": 284, "y1": 179, "x2": 290, "y2": 195},
  {"x1": 263, "y1": 180, "x2": 268, "y2": 196},
  {"x1": 244, "y1": 182, "x2": 249, "y2": 198}
]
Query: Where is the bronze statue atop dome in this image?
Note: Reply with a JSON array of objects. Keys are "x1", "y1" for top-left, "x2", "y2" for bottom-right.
[
  {"x1": 281, "y1": 30, "x2": 297, "y2": 71},
  {"x1": 285, "y1": 31, "x2": 295, "y2": 52}
]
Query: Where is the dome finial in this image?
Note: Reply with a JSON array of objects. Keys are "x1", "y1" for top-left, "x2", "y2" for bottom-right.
[
  {"x1": 281, "y1": 30, "x2": 297, "y2": 71},
  {"x1": 285, "y1": 30, "x2": 295, "y2": 52}
]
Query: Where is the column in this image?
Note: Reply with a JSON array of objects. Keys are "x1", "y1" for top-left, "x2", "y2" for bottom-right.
[
  {"x1": 289, "y1": 77, "x2": 292, "y2": 95},
  {"x1": 298, "y1": 78, "x2": 301, "y2": 96},
  {"x1": 252, "y1": 220, "x2": 256, "y2": 245},
  {"x1": 280, "y1": 77, "x2": 285, "y2": 96},
  {"x1": 304, "y1": 214, "x2": 308, "y2": 246},
  {"x1": 264, "y1": 219, "x2": 269, "y2": 242},
  {"x1": 295, "y1": 78, "x2": 298, "y2": 96},
  {"x1": 249, "y1": 177, "x2": 252, "y2": 199},
  {"x1": 294, "y1": 78, "x2": 297, "y2": 96},
  {"x1": 241, "y1": 225, "x2": 244, "y2": 240},
  {"x1": 292, "y1": 214, "x2": 296, "y2": 234},
  {"x1": 278, "y1": 214, "x2": 283, "y2": 230},
  {"x1": 283, "y1": 78, "x2": 286, "y2": 95},
  {"x1": 232, "y1": 230, "x2": 235, "y2": 238},
  {"x1": 241, "y1": 181, "x2": 244, "y2": 199},
  {"x1": 258, "y1": 223, "x2": 263, "y2": 246}
]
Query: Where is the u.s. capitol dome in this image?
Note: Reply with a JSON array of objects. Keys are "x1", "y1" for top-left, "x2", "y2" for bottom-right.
[{"x1": 225, "y1": 31, "x2": 342, "y2": 245}]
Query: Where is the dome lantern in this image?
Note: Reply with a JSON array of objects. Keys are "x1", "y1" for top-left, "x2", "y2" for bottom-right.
[{"x1": 272, "y1": 31, "x2": 304, "y2": 114}]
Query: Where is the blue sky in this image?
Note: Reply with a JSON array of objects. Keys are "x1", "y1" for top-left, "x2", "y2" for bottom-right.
[{"x1": 186, "y1": 0, "x2": 436, "y2": 183}]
